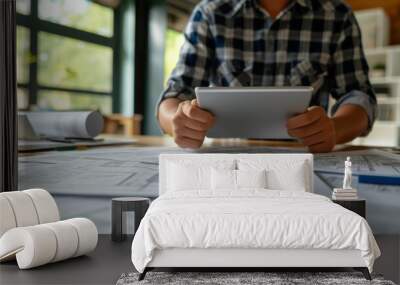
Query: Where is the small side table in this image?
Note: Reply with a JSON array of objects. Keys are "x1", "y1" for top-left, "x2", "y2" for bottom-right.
[
  {"x1": 333, "y1": 199, "x2": 366, "y2": 218},
  {"x1": 112, "y1": 197, "x2": 150, "y2": 242}
]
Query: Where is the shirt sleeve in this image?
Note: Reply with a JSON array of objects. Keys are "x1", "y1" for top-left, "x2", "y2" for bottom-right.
[
  {"x1": 155, "y1": 5, "x2": 215, "y2": 116},
  {"x1": 330, "y1": 11, "x2": 377, "y2": 135}
]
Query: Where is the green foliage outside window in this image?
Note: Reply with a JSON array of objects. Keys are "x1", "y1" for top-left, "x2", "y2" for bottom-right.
[
  {"x1": 39, "y1": 0, "x2": 114, "y2": 37},
  {"x1": 164, "y1": 29, "x2": 184, "y2": 86},
  {"x1": 17, "y1": 26, "x2": 30, "y2": 84},
  {"x1": 16, "y1": 0, "x2": 115, "y2": 114},
  {"x1": 38, "y1": 32, "x2": 113, "y2": 92},
  {"x1": 38, "y1": 90, "x2": 112, "y2": 114}
]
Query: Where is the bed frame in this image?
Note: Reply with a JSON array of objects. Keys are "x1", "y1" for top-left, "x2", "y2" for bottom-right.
[
  {"x1": 138, "y1": 154, "x2": 372, "y2": 281},
  {"x1": 139, "y1": 248, "x2": 371, "y2": 280}
]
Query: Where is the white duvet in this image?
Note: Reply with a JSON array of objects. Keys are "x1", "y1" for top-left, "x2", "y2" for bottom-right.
[{"x1": 131, "y1": 190, "x2": 380, "y2": 273}]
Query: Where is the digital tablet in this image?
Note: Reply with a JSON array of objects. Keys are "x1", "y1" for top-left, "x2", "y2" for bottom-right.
[{"x1": 195, "y1": 86, "x2": 313, "y2": 139}]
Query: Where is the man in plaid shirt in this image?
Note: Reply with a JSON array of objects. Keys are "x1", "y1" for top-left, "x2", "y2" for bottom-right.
[{"x1": 157, "y1": 0, "x2": 377, "y2": 153}]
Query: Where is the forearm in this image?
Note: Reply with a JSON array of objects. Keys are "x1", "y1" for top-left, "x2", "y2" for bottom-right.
[
  {"x1": 332, "y1": 104, "x2": 369, "y2": 144},
  {"x1": 158, "y1": 98, "x2": 182, "y2": 135}
]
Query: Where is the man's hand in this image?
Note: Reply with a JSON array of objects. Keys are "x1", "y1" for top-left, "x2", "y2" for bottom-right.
[
  {"x1": 171, "y1": 99, "x2": 215, "y2": 148},
  {"x1": 287, "y1": 106, "x2": 336, "y2": 153}
]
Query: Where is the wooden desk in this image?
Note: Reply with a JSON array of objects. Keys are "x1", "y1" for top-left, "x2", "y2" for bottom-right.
[
  {"x1": 19, "y1": 133, "x2": 398, "y2": 154},
  {"x1": 111, "y1": 135, "x2": 301, "y2": 148},
  {"x1": 99, "y1": 134, "x2": 390, "y2": 152}
]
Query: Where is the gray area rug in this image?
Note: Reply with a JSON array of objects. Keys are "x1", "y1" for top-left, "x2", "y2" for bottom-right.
[{"x1": 116, "y1": 272, "x2": 396, "y2": 285}]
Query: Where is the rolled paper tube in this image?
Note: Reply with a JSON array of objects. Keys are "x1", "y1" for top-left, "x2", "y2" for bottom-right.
[{"x1": 26, "y1": 111, "x2": 104, "y2": 139}]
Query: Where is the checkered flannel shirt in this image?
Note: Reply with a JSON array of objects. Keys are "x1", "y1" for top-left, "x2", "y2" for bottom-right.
[{"x1": 158, "y1": 0, "x2": 377, "y2": 131}]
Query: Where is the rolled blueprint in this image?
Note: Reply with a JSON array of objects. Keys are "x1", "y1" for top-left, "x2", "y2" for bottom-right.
[{"x1": 25, "y1": 111, "x2": 104, "y2": 139}]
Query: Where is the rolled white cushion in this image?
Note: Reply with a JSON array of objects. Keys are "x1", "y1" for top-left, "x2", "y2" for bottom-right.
[
  {"x1": 1, "y1": 192, "x2": 39, "y2": 227},
  {"x1": 42, "y1": 221, "x2": 79, "y2": 262},
  {"x1": 0, "y1": 218, "x2": 98, "y2": 269},
  {"x1": 23, "y1": 189, "x2": 60, "y2": 223},
  {"x1": 64, "y1": 218, "x2": 98, "y2": 257},
  {"x1": 0, "y1": 196, "x2": 17, "y2": 237},
  {"x1": 0, "y1": 226, "x2": 57, "y2": 269}
]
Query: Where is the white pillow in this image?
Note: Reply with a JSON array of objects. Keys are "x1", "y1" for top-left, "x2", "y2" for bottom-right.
[
  {"x1": 167, "y1": 162, "x2": 209, "y2": 191},
  {"x1": 267, "y1": 164, "x2": 307, "y2": 191},
  {"x1": 211, "y1": 168, "x2": 236, "y2": 190},
  {"x1": 211, "y1": 169, "x2": 267, "y2": 190},
  {"x1": 238, "y1": 159, "x2": 308, "y2": 191},
  {"x1": 236, "y1": 169, "x2": 267, "y2": 189},
  {"x1": 167, "y1": 160, "x2": 235, "y2": 192}
]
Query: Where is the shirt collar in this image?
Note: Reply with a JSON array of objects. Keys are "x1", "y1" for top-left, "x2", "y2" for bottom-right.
[{"x1": 230, "y1": 0, "x2": 312, "y2": 17}]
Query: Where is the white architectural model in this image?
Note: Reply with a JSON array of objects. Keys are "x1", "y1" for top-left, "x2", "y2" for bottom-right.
[
  {"x1": 343, "y1": 157, "x2": 353, "y2": 190},
  {"x1": 333, "y1": 157, "x2": 358, "y2": 200}
]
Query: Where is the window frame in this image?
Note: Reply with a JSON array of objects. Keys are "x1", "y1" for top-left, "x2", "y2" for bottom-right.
[{"x1": 16, "y1": 0, "x2": 120, "y2": 112}]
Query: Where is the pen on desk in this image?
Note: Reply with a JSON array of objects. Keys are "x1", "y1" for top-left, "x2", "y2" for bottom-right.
[
  {"x1": 45, "y1": 137, "x2": 73, "y2": 143},
  {"x1": 45, "y1": 137, "x2": 104, "y2": 143}
]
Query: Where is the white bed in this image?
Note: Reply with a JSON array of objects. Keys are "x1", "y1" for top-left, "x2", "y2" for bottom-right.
[{"x1": 131, "y1": 154, "x2": 380, "y2": 280}]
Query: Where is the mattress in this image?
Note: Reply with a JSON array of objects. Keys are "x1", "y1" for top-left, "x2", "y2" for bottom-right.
[{"x1": 131, "y1": 190, "x2": 380, "y2": 273}]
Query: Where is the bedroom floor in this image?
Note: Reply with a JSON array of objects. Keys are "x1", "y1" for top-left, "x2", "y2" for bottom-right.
[{"x1": 0, "y1": 235, "x2": 398, "y2": 285}]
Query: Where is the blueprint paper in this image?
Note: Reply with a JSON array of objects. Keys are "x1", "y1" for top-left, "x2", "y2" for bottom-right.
[
  {"x1": 315, "y1": 149, "x2": 400, "y2": 177},
  {"x1": 19, "y1": 145, "x2": 303, "y2": 197},
  {"x1": 19, "y1": 145, "x2": 400, "y2": 235}
]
